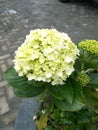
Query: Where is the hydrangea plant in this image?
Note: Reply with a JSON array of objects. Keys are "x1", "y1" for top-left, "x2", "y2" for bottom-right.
[{"x1": 4, "y1": 29, "x2": 98, "y2": 130}]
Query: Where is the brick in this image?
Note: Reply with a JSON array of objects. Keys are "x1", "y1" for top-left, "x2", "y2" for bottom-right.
[
  {"x1": 0, "y1": 74, "x2": 2, "y2": 80},
  {"x1": 0, "y1": 54, "x2": 10, "y2": 60},
  {"x1": 0, "y1": 96, "x2": 9, "y2": 115},
  {"x1": 12, "y1": 28, "x2": 19, "y2": 32},
  {"x1": 2, "y1": 125, "x2": 14, "y2": 130},
  {"x1": 6, "y1": 41, "x2": 11, "y2": 46},
  {"x1": 1, "y1": 64, "x2": 7, "y2": 72},
  {"x1": 1, "y1": 44, "x2": 7, "y2": 51},
  {"x1": 7, "y1": 87, "x2": 15, "y2": 100},
  {"x1": 10, "y1": 45, "x2": 19, "y2": 49},
  {"x1": 0, "y1": 39, "x2": 7, "y2": 42},
  {"x1": 3, "y1": 110, "x2": 17, "y2": 125},
  {"x1": 0, "y1": 81, "x2": 7, "y2": 88},
  {"x1": 0, "y1": 88, "x2": 5, "y2": 96},
  {"x1": 7, "y1": 58, "x2": 13, "y2": 65}
]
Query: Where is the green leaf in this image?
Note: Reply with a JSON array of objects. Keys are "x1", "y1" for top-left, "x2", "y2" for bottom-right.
[
  {"x1": 53, "y1": 80, "x2": 85, "y2": 111},
  {"x1": 45, "y1": 126, "x2": 56, "y2": 130},
  {"x1": 89, "y1": 73, "x2": 98, "y2": 88},
  {"x1": 75, "y1": 109, "x2": 94, "y2": 124},
  {"x1": 74, "y1": 59, "x2": 82, "y2": 72},
  {"x1": 75, "y1": 124, "x2": 84, "y2": 130},
  {"x1": 47, "y1": 84, "x2": 65, "y2": 100},
  {"x1": 78, "y1": 47, "x2": 84, "y2": 56},
  {"x1": 53, "y1": 98, "x2": 85, "y2": 112},
  {"x1": 63, "y1": 125, "x2": 75, "y2": 130},
  {"x1": 4, "y1": 66, "x2": 45, "y2": 97},
  {"x1": 62, "y1": 112, "x2": 74, "y2": 125},
  {"x1": 4, "y1": 66, "x2": 44, "y2": 88},
  {"x1": 83, "y1": 88, "x2": 98, "y2": 109},
  {"x1": 84, "y1": 59, "x2": 98, "y2": 69},
  {"x1": 14, "y1": 86, "x2": 45, "y2": 98},
  {"x1": 89, "y1": 125, "x2": 98, "y2": 130},
  {"x1": 71, "y1": 80, "x2": 85, "y2": 103},
  {"x1": 47, "y1": 80, "x2": 73, "y2": 104},
  {"x1": 63, "y1": 81, "x2": 73, "y2": 104}
]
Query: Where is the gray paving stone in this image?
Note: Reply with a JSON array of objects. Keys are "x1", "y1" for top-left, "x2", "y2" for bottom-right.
[
  {"x1": 1, "y1": 124, "x2": 14, "y2": 130},
  {"x1": 7, "y1": 87, "x2": 15, "y2": 100},
  {"x1": 0, "y1": 60, "x2": 4, "y2": 64},
  {"x1": 0, "y1": 88, "x2": 5, "y2": 96},
  {"x1": 0, "y1": 96, "x2": 9, "y2": 115},
  {"x1": 1, "y1": 64, "x2": 7, "y2": 72},
  {"x1": 3, "y1": 110, "x2": 17, "y2": 125}
]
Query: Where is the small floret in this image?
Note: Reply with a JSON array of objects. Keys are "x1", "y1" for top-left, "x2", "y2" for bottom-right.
[{"x1": 76, "y1": 72, "x2": 90, "y2": 86}]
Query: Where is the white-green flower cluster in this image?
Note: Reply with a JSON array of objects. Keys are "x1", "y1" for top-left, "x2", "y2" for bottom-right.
[
  {"x1": 78, "y1": 40, "x2": 98, "y2": 55},
  {"x1": 13, "y1": 29, "x2": 79, "y2": 85}
]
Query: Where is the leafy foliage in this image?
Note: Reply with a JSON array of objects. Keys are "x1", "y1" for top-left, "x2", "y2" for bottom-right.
[
  {"x1": 83, "y1": 88, "x2": 98, "y2": 109},
  {"x1": 89, "y1": 73, "x2": 98, "y2": 88},
  {"x1": 4, "y1": 67, "x2": 45, "y2": 97},
  {"x1": 39, "y1": 103, "x2": 97, "y2": 130},
  {"x1": 47, "y1": 80, "x2": 73, "y2": 104},
  {"x1": 45, "y1": 126, "x2": 56, "y2": 130},
  {"x1": 52, "y1": 80, "x2": 85, "y2": 111}
]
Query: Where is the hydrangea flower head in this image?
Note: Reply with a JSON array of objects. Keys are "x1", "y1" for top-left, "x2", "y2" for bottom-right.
[
  {"x1": 13, "y1": 29, "x2": 79, "y2": 85},
  {"x1": 78, "y1": 40, "x2": 98, "y2": 55},
  {"x1": 76, "y1": 72, "x2": 90, "y2": 86}
]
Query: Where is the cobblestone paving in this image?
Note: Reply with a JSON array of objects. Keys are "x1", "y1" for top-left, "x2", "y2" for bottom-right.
[
  {"x1": 0, "y1": 0, "x2": 98, "y2": 130},
  {"x1": 0, "y1": 0, "x2": 27, "y2": 129}
]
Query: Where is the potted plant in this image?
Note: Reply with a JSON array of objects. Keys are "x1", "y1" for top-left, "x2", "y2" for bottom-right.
[{"x1": 4, "y1": 29, "x2": 98, "y2": 130}]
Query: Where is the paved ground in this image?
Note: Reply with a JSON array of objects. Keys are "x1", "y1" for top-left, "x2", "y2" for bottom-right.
[{"x1": 0, "y1": 0, "x2": 98, "y2": 130}]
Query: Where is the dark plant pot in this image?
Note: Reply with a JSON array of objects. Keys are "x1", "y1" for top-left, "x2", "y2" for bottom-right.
[{"x1": 15, "y1": 97, "x2": 39, "y2": 130}]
